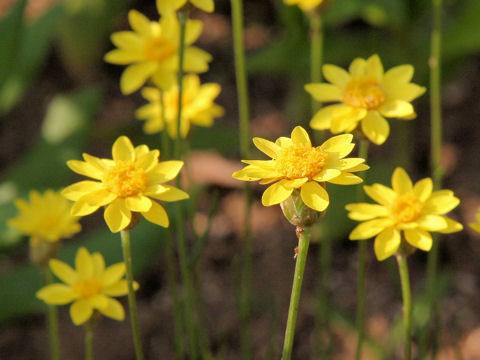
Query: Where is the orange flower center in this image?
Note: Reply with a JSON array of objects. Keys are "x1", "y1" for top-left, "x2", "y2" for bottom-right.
[
  {"x1": 143, "y1": 36, "x2": 176, "y2": 62},
  {"x1": 391, "y1": 193, "x2": 423, "y2": 223},
  {"x1": 72, "y1": 278, "x2": 102, "y2": 299},
  {"x1": 343, "y1": 77, "x2": 385, "y2": 110},
  {"x1": 276, "y1": 143, "x2": 327, "y2": 179},
  {"x1": 104, "y1": 162, "x2": 148, "y2": 198}
]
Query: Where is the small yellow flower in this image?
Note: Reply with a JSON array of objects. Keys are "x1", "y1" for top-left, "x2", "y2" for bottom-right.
[
  {"x1": 62, "y1": 136, "x2": 189, "y2": 233},
  {"x1": 284, "y1": 0, "x2": 323, "y2": 12},
  {"x1": 156, "y1": 0, "x2": 214, "y2": 14},
  {"x1": 347, "y1": 167, "x2": 463, "y2": 261},
  {"x1": 306, "y1": 54, "x2": 426, "y2": 145},
  {"x1": 36, "y1": 247, "x2": 137, "y2": 325},
  {"x1": 104, "y1": 10, "x2": 212, "y2": 94},
  {"x1": 469, "y1": 208, "x2": 480, "y2": 233},
  {"x1": 8, "y1": 190, "x2": 81, "y2": 242},
  {"x1": 232, "y1": 126, "x2": 368, "y2": 212},
  {"x1": 135, "y1": 74, "x2": 224, "y2": 138}
]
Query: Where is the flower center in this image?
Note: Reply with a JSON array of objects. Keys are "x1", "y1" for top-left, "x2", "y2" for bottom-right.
[
  {"x1": 143, "y1": 36, "x2": 176, "y2": 62},
  {"x1": 343, "y1": 77, "x2": 385, "y2": 109},
  {"x1": 72, "y1": 278, "x2": 102, "y2": 299},
  {"x1": 276, "y1": 143, "x2": 327, "y2": 179},
  {"x1": 391, "y1": 193, "x2": 423, "y2": 223},
  {"x1": 104, "y1": 162, "x2": 148, "y2": 198}
]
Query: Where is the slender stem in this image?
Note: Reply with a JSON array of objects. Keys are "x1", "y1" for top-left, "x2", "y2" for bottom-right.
[
  {"x1": 174, "y1": 10, "x2": 188, "y2": 159},
  {"x1": 396, "y1": 254, "x2": 412, "y2": 360},
  {"x1": 282, "y1": 228, "x2": 312, "y2": 360},
  {"x1": 355, "y1": 139, "x2": 370, "y2": 360},
  {"x1": 120, "y1": 230, "x2": 144, "y2": 360},
  {"x1": 44, "y1": 268, "x2": 60, "y2": 360},
  {"x1": 309, "y1": 12, "x2": 323, "y2": 116},
  {"x1": 231, "y1": 0, "x2": 252, "y2": 358},
  {"x1": 160, "y1": 90, "x2": 171, "y2": 160},
  {"x1": 422, "y1": 1, "x2": 443, "y2": 358},
  {"x1": 85, "y1": 321, "x2": 94, "y2": 360}
]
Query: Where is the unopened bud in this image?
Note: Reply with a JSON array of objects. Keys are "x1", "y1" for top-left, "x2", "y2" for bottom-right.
[{"x1": 280, "y1": 189, "x2": 323, "y2": 228}]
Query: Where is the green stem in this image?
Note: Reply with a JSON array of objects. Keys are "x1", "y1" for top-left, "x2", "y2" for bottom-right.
[
  {"x1": 160, "y1": 90, "x2": 171, "y2": 160},
  {"x1": 85, "y1": 321, "x2": 94, "y2": 360},
  {"x1": 44, "y1": 268, "x2": 60, "y2": 360},
  {"x1": 355, "y1": 138, "x2": 369, "y2": 360},
  {"x1": 120, "y1": 230, "x2": 144, "y2": 360},
  {"x1": 422, "y1": 1, "x2": 443, "y2": 358},
  {"x1": 174, "y1": 10, "x2": 188, "y2": 159},
  {"x1": 396, "y1": 254, "x2": 412, "y2": 360},
  {"x1": 309, "y1": 12, "x2": 323, "y2": 116},
  {"x1": 231, "y1": 0, "x2": 252, "y2": 358},
  {"x1": 282, "y1": 228, "x2": 312, "y2": 360}
]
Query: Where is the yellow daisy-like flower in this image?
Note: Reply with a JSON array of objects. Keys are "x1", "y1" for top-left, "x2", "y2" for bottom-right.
[
  {"x1": 306, "y1": 54, "x2": 426, "y2": 145},
  {"x1": 469, "y1": 208, "x2": 480, "y2": 233},
  {"x1": 104, "y1": 10, "x2": 212, "y2": 94},
  {"x1": 347, "y1": 167, "x2": 463, "y2": 261},
  {"x1": 135, "y1": 74, "x2": 224, "y2": 138},
  {"x1": 156, "y1": 0, "x2": 214, "y2": 14},
  {"x1": 8, "y1": 190, "x2": 81, "y2": 242},
  {"x1": 37, "y1": 247, "x2": 138, "y2": 325},
  {"x1": 284, "y1": 0, "x2": 323, "y2": 12},
  {"x1": 232, "y1": 126, "x2": 368, "y2": 212},
  {"x1": 62, "y1": 136, "x2": 189, "y2": 233}
]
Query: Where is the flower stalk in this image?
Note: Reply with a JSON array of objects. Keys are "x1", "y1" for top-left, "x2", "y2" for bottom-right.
[
  {"x1": 282, "y1": 227, "x2": 312, "y2": 360},
  {"x1": 396, "y1": 253, "x2": 412, "y2": 360},
  {"x1": 355, "y1": 138, "x2": 369, "y2": 360},
  {"x1": 85, "y1": 321, "x2": 94, "y2": 360},
  {"x1": 309, "y1": 12, "x2": 323, "y2": 115},
  {"x1": 44, "y1": 267, "x2": 60, "y2": 360},
  {"x1": 231, "y1": 0, "x2": 253, "y2": 357},
  {"x1": 120, "y1": 230, "x2": 144, "y2": 360}
]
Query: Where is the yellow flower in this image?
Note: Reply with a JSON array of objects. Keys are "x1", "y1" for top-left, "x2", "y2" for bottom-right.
[
  {"x1": 104, "y1": 11, "x2": 212, "y2": 94},
  {"x1": 306, "y1": 54, "x2": 426, "y2": 145},
  {"x1": 8, "y1": 190, "x2": 81, "y2": 242},
  {"x1": 135, "y1": 74, "x2": 224, "y2": 138},
  {"x1": 232, "y1": 126, "x2": 368, "y2": 212},
  {"x1": 156, "y1": 0, "x2": 214, "y2": 14},
  {"x1": 62, "y1": 136, "x2": 189, "y2": 233},
  {"x1": 284, "y1": 0, "x2": 323, "y2": 12},
  {"x1": 347, "y1": 167, "x2": 463, "y2": 261},
  {"x1": 469, "y1": 208, "x2": 480, "y2": 233},
  {"x1": 36, "y1": 247, "x2": 137, "y2": 325}
]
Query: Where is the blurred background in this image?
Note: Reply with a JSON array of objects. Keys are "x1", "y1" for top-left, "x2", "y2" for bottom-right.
[{"x1": 1, "y1": 0, "x2": 480, "y2": 358}]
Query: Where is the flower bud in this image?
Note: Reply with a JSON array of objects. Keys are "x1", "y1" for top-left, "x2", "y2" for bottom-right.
[{"x1": 280, "y1": 189, "x2": 323, "y2": 228}]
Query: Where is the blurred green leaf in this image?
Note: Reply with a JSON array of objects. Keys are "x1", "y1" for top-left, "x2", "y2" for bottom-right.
[{"x1": 0, "y1": 220, "x2": 165, "y2": 323}]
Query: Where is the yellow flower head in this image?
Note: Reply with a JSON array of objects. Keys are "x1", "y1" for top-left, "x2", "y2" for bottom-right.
[
  {"x1": 232, "y1": 126, "x2": 369, "y2": 212},
  {"x1": 347, "y1": 167, "x2": 463, "y2": 261},
  {"x1": 284, "y1": 0, "x2": 324, "y2": 12},
  {"x1": 469, "y1": 208, "x2": 480, "y2": 233},
  {"x1": 62, "y1": 136, "x2": 189, "y2": 233},
  {"x1": 104, "y1": 10, "x2": 212, "y2": 94},
  {"x1": 306, "y1": 54, "x2": 426, "y2": 145},
  {"x1": 8, "y1": 190, "x2": 81, "y2": 242},
  {"x1": 156, "y1": 0, "x2": 215, "y2": 14},
  {"x1": 36, "y1": 247, "x2": 138, "y2": 325},
  {"x1": 135, "y1": 74, "x2": 224, "y2": 139}
]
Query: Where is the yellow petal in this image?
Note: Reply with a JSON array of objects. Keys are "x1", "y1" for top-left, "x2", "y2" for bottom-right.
[
  {"x1": 252, "y1": 137, "x2": 281, "y2": 159},
  {"x1": 300, "y1": 181, "x2": 329, "y2": 212},
  {"x1": 365, "y1": 54, "x2": 383, "y2": 82},
  {"x1": 36, "y1": 284, "x2": 77, "y2": 305},
  {"x1": 182, "y1": 47, "x2": 212, "y2": 73},
  {"x1": 349, "y1": 58, "x2": 367, "y2": 77},
  {"x1": 349, "y1": 218, "x2": 394, "y2": 240},
  {"x1": 128, "y1": 9, "x2": 152, "y2": 36},
  {"x1": 100, "y1": 263, "x2": 126, "y2": 287},
  {"x1": 120, "y1": 62, "x2": 157, "y2": 95},
  {"x1": 391, "y1": 167, "x2": 413, "y2": 194},
  {"x1": 70, "y1": 300, "x2": 93, "y2": 325},
  {"x1": 91, "y1": 253, "x2": 105, "y2": 276},
  {"x1": 184, "y1": 19, "x2": 203, "y2": 44},
  {"x1": 148, "y1": 161, "x2": 184, "y2": 183},
  {"x1": 49, "y1": 259, "x2": 77, "y2": 285},
  {"x1": 66, "y1": 160, "x2": 103, "y2": 180},
  {"x1": 327, "y1": 172, "x2": 363, "y2": 185},
  {"x1": 304, "y1": 83, "x2": 343, "y2": 102},
  {"x1": 75, "y1": 247, "x2": 94, "y2": 277},
  {"x1": 378, "y1": 99, "x2": 414, "y2": 118},
  {"x1": 438, "y1": 217, "x2": 463, "y2": 234},
  {"x1": 156, "y1": 0, "x2": 185, "y2": 14},
  {"x1": 112, "y1": 136, "x2": 135, "y2": 162},
  {"x1": 382, "y1": 65, "x2": 414, "y2": 86},
  {"x1": 423, "y1": 191, "x2": 460, "y2": 214},
  {"x1": 142, "y1": 201, "x2": 169, "y2": 227},
  {"x1": 361, "y1": 111, "x2": 390, "y2": 145},
  {"x1": 98, "y1": 298, "x2": 125, "y2": 321},
  {"x1": 87, "y1": 294, "x2": 110, "y2": 310},
  {"x1": 104, "y1": 49, "x2": 142, "y2": 64},
  {"x1": 104, "y1": 280, "x2": 139, "y2": 297},
  {"x1": 323, "y1": 64, "x2": 350, "y2": 88},
  {"x1": 149, "y1": 185, "x2": 189, "y2": 202},
  {"x1": 346, "y1": 203, "x2": 389, "y2": 221},
  {"x1": 125, "y1": 196, "x2": 152, "y2": 212},
  {"x1": 283, "y1": 178, "x2": 309, "y2": 189},
  {"x1": 191, "y1": 0, "x2": 214, "y2": 12},
  {"x1": 337, "y1": 158, "x2": 366, "y2": 171},
  {"x1": 404, "y1": 229, "x2": 433, "y2": 251},
  {"x1": 79, "y1": 189, "x2": 117, "y2": 207},
  {"x1": 313, "y1": 168, "x2": 342, "y2": 182},
  {"x1": 291, "y1": 126, "x2": 311, "y2": 145},
  {"x1": 416, "y1": 214, "x2": 448, "y2": 231},
  {"x1": 320, "y1": 133, "x2": 354, "y2": 157},
  {"x1": 364, "y1": 184, "x2": 396, "y2": 206},
  {"x1": 110, "y1": 31, "x2": 142, "y2": 50},
  {"x1": 413, "y1": 178, "x2": 433, "y2": 202},
  {"x1": 62, "y1": 181, "x2": 103, "y2": 201},
  {"x1": 383, "y1": 83, "x2": 426, "y2": 102},
  {"x1": 70, "y1": 198, "x2": 99, "y2": 216},
  {"x1": 374, "y1": 227, "x2": 401, "y2": 261},
  {"x1": 136, "y1": 150, "x2": 159, "y2": 173},
  {"x1": 261, "y1": 181, "x2": 293, "y2": 206},
  {"x1": 104, "y1": 199, "x2": 131, "y2": 233}
]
